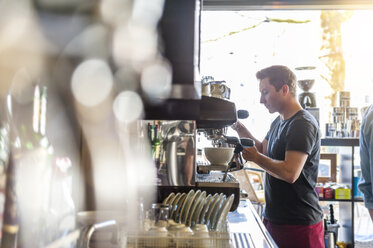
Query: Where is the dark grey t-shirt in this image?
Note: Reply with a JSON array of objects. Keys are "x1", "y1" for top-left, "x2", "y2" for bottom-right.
[{"x1": 263, "y1": 110, "x2": 323, "y2": 225}]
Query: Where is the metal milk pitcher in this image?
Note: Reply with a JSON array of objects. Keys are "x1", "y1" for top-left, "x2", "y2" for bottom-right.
[{"x1": 209, "y1": 81, "x2": 230, "y2": 99}]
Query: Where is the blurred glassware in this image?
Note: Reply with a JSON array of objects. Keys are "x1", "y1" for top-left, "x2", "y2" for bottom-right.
[
  {"x1": 150, "y1": 203, "x2": 169, "y2": 228},
  {"x1": 6, "y1": 83, "x2": 55, "y2": 247}
]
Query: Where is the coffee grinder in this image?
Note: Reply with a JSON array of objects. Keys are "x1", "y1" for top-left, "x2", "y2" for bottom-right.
[
  {"x1": 295, "y1": 66, "x2": 320, "y2": 124},
  {"x1": 296, "y1": 66, "x2": 317, "y2": 108}
]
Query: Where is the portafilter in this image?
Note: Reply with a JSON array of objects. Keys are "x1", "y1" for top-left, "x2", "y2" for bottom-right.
[{"x1": 222, "y1": 138, "x2": 255, "y2": 182}]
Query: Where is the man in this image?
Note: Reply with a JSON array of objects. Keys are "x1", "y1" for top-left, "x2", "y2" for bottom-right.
[
  {"x1": 359, "y1": 104, "x2": 373, "y2": 221},
  {"x1": 232, "y1": 65, "x2": 324, "y2": 248}
]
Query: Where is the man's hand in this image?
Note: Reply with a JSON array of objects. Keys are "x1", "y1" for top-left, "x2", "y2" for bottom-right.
[
  {"x1": 242, "y1": 146, "x2": 261, "y2": 163},
  {"x1": 231, "y1": 121, "x2": 266, "y2": 154},
  {"x1": 231, "y1": 120, "x2": 245, "y2": 132}
]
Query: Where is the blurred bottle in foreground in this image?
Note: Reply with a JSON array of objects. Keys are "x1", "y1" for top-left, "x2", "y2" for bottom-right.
[
  {"x1": 2, "y1": 84, "x2": 55, "y2": 247},
  {"x1": 16, "y1": 85, "x2": 54, "y2": 247}
]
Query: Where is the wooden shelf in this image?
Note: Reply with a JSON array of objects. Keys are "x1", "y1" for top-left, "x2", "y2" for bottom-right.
[{"x1": 321, "y1": 138, "x2": 359, "y2": 146}]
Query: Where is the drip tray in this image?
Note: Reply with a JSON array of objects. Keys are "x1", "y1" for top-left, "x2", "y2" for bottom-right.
[
  {"x1": 196, "y1": 172, "x2": 239, "y2": 188},
  {"x1": 197, "y1": 163, "x2": 229, "y2": 174}
]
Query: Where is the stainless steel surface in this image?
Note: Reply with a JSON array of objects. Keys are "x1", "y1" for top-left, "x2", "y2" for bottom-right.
[
  {"x1": 196, "y1": 172, "x2": 239, "y2": 188},
  {"x1": 228, "y1": 200, "x2": 278, "y2": 248},
  {"x1": 197, "y1": 161, "x2": 231, "y2": 173},
  {"x1": 78, "y1": 220, "x2": 117, "y2": 248},
  {"x1": 231, "y1": 232, "x2": 255, "y2": 248},
  {"x1": 153, "y1": 120, "x2": 196, "y2": 186},
  {"x1": 203, "y1": 128, "x2": 229, "y2": 147},
  {"x1": 166, "y1": 140, "x2": 179, "y2": 185},
  {"x1": 202, "y1": 0, "x2": 373, "y2": 10}
]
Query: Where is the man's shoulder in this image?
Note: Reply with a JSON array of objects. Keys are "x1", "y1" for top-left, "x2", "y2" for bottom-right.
[
  {"x1": 291, "y1": 110, "x2": 318, "y2": 126},
  {"x1": 362, "y1": 105, "x2": 373, "y2": 135},
  {"x1": 363, "y1": 105, "x2": 373, "y2": 121},
  {"x1": 269, "y1": 115, "x2": 281, "y2": 127}
]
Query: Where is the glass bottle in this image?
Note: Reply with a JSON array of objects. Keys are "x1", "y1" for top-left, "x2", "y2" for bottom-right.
[{"x1": 12, "y1": 84, "x2": 54, "y2": 247}]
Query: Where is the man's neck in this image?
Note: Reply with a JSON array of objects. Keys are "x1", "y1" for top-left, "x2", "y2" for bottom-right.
[{"x1": 280, "y1": 98, "x2": 303, "y2": 120}]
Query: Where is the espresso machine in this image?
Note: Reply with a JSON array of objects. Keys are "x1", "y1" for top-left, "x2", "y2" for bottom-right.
[{"x1": 147, "y1": 94, "x2": 253, "y2": 211}]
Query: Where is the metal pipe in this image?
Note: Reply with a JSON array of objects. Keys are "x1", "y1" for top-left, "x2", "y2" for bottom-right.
[{"x1": 78, "y1": 220, "x2": 117, "y2": 248}]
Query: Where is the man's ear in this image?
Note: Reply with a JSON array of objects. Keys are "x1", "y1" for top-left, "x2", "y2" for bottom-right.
[{"x1": 282, "y1": 84, "x2": 289, "y2": 95}]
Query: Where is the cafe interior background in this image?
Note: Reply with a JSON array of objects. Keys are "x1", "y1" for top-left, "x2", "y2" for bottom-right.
[
  {"x1": 0, "y1": 0, "x2": 373, "y2": 246},
  {"x1": 200, "y1": 8, "x2": 373, "y2": 243}
]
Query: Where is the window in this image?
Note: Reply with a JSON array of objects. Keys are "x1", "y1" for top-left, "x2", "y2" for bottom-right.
[{"x1": 201, "y1": 10, "x2": 373, "y2": 139}]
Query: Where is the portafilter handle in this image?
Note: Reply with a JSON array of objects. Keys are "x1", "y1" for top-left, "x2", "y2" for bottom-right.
[
  {"x1": 240, "y1": 138, "x2": 255, "y2": 148},
  {"x1": 222, "y1": 138, "x2": 255, "y2": 181},
  {"x1": 233, "y1": 138, "x2": 255, "y2": 153},
  {"x1": 225, "y1": 136, "x2": 240, "y2": 145}
]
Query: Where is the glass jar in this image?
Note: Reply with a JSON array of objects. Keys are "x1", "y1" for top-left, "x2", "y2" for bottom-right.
[{"x1": 151, "y1": 203, "x2": 169, "y2": 228}]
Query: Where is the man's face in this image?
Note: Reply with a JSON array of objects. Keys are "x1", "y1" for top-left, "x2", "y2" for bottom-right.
[{"x1": 259, "y1": 77, "x2": 283, "y2": 113}]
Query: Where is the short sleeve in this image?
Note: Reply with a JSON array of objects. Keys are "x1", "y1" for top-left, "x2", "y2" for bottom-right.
[
  {"x1": 266, "y1": 116, "x2": 280, "y2": 141},
  {"x1": 265, "y1": 130, "x2": 270, "y2": 141},
  {"x1": 285, "y1": 119, "x2": 316, "y2": 155}
]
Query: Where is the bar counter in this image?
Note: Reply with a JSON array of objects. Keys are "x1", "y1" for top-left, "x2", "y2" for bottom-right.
[{"x1": 228, "y1": 200, "x2": 278, "y2": 248}]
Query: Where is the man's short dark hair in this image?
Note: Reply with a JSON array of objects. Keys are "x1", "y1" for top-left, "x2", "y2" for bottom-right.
[{"x1": 256, "y1": 65, "x2": 297, "y2": 95}]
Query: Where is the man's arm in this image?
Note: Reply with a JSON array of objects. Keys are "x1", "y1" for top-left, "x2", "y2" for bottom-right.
[
  {"x1": 242, "y1": 147, "x2": 308, "y2": 184},
  {"x1": 231, "y1": 121, "x2": 267, "y2": 154}
]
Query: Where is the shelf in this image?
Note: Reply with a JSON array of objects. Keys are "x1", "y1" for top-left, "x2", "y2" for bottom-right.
[
  {"x1": 320, "y1": 137, "x2": 360, "y2": 246},
  {"x1": 321, "y1": 138, "x2": 359, "y2": 147}
]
